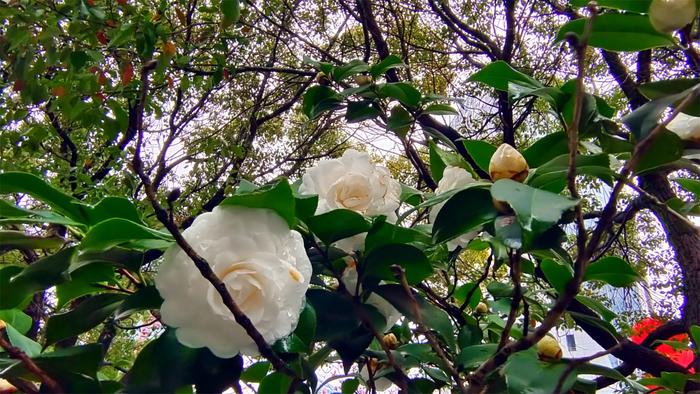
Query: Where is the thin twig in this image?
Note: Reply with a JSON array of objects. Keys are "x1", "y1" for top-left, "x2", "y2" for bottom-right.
[
  {"x1": 0, "y1": 327, "x2": 63, "y2": 393},
  {"x1": 393, "y1": 266, "x2": 467, "y2": 394},
  {"x1": 498, "y1": 251, "x2": 522, "y2": 350},
  {"x1": 129, "y1": 61, "x2": 296, "y2": 378}
]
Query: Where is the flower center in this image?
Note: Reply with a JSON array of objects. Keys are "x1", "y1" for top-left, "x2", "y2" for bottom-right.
[
  {"x1": 214, "y1": 262, "x2": 265, "y2": 317},
  {"x1": 332, "y1": 173, "x2": 372, "y2": 212}
]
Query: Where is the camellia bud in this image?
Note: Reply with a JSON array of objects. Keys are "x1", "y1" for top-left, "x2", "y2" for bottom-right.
[
  {"x1": 489, "y1": 143, "x2": 529, "y2": 182},
  {"x1": 382, "y1": 333, "x2": 399, "y2": 349},
  {"x1": 0, "y1": 319, "x2": 5, "y2": 330},
  {"x1": 315, "y1": 72, "x2": 331, "y2": 86},
  {"x1": 648, "y1": 0, "x2": 697, "y2": 33},
  {"x1": 354, "y1": 74, "x2": 372, "y2": 86},
  {"x1": 536, "y1": 335, "x2": 563, "y2": 361},
  {"x1": 475, "y1": 302, "x2": 488, "y2": 314}
]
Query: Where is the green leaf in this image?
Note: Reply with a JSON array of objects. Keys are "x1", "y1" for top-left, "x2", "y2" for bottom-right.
[
  {"x1": 362, "y1": 243, "x2": 433, "y2": 285},
  {"x1": 306, "y1": 289, "x2": 360, "y2": 341},
  {"x1": 0, "y1": 247, "x2": 75, "y2": 309},
  {"x1": 504, "y1": 349, "x2": 577, "y2": 394},
  {"x1": 378, "y1": 82, "x2": 422, "y2": 107},
  {"x1": 0, "y1": 200, "x2": 82, "y2": 227},
  {"x1": 423, "y1": 103, "x2": 457, "y2": 115},
  {"x1": 370, "y1": 55, "x2": 405, "y2": 78},
  {"x1": 458, "y1": 321, "x2": 484, "y2": 348},
  {"x1": 45, "y1": 293, "x2": 128, "y2": 345},
  {"x1": 5, "y1": 322, "x2": 41, "y2": 357},
  {"x1": 569, "y1": 0, "x2": 651, "y2": 13},
  {"x1": 220, "y1": 0, "x2": 240, "y2": 27},
  {"x1": 332, "y1": 59, "x2": 369, "y2": 82},
  {"x1": 73, "y1": 248, "x2": 146, "y2": 272},
  {"x1": 294, "y1": 194, "x2": 318, "y2": 220},
  {"x1": 375, "y1": 284, "x2": 455, "y2": 350},
  {"x1": 56, "y1": 263, "x2": 116, "y2": 308},
  {"x1": 387, "y1": 105, "x2": 413, "y2": 137},
  {"x1": 294, "y1": 302, "x2": 316, "y2": 348},
  {"x1": 87, "y1": 196, "x2": 144, "y2": 226},
  {"x1": 302, "y1": 85, "x2": 343, "y2": 119},
  {"x1": 80, "y1": 218, "x2": 173, "y2": 252},
  {"x1": 1, "y1": 344, "x2": 103, "y2": 388},
  {"x1": 0, "y1": 309, "x2": 32, "y2": 334},
  {"x1": 123, "y1": 329, "x2": 243, "y2": 393},
  {"x1": 400, "y1": 184, "x2": 422, "y2": 207},
  {"x1": 221, "y1": 178, "x2": 297, "y2": 228},
  {"x1": 330, "y1": 325, "x2": 374, "y2": 372},
  {"x1": 457, "y1": 344, "x2": 497, "y2": 369},
  {"x1": 258, "y1": 371, "x2": 291, "y2": 394},
  {"x1": 584, "y1": 256, "x2": 640, "y2": 287},
  {"x1": 0, "y1": 230, "x2": 65, "y2": 250},
  {"x1": 114, "y1": 286, "x2": 163, "y2": 320},
  {"x1": 522, "y1": 132, "x2": 570, "y2": 168},
  {"x1": 453, "y1": 283, "x2": 483, "y2": 310},
  {"x1": 639, "y1": 78, "x2": 700, "y2": 116},
  {"x1": 433, "y1": 187, "x2": 498, "y2": 243},
  {"x1": 462, "y1": 140, "x2": 497, "y2": 175},
  {"x1": 346, "y1": 100, "x2": 382, "y2": 123},
  {"x1": 304, "y1": 209, "x2": 370, "y2": 246},
  {"x1": 690, "y1": 325, "x2": 700, "y2": 347},
  {"x1": 634, "y1": 130, "x2": 684, "y2": 174},
  {"x1": 365, "y1": 219, "x2": 431, "y2": 252},
  {"x1": 674, "y1": 178, "x2": 700, "y2": 198},
  {"x1": 540, "y1": 259, "x2": 573, "y2": 294},
  {"x1": 469, "y1": 60, "x2": 543, "y2": 92},
  {"x1": 623, "y1": 88, "x2": 693, "y2": 140},
  {"x1": 555, "y1": 14, "x2": 675, "y2": 52},
  {"x1": 240, "y1": 362, "x2": 270, "y2": 383},
  {"x1": 341, "y1": 378, "x2": 360, "y2": 394},
  {"x1": 490, "y1": 179, "x2": 578, "y2": 235},
  {"x1": 576, "y1": 295, "x2": 616, "y2": 322},
  {"x1": 528, "y1": 154, "x2": 613, "y2": 192},
  {"x1": 0, "y1": 172, "x2": 88, "y2": 223}
]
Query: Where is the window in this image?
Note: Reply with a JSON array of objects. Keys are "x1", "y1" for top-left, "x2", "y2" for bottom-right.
[{"x1": 566, "y1": 334, "x2": 577, "y2": 351}]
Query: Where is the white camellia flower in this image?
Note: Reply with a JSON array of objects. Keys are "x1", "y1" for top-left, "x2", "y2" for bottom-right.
[
  {"x1": 341, "y1": 264, "x2": 401, "y2": 331},
  {"x1": 648, "y1": 0, "x2": 697, "y2": 33},
  {"x1": 299, "y1": 149, "x2": 402, "y2": 252},
  {"x1": 429, "y1": 166, "x2": 481, "y2": 250},
  {"x1": 155, "y1": 206, "x2": 311, "y2": 358},
  {"x1": 667, "y1": 112, "x2": 700, "y2": 142}
]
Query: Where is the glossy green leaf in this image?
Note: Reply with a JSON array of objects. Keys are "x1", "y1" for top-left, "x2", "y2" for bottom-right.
[
  {"x1": 378, "y1": 82, "x2": 422, "y2": 107},
  {"x1": 220, "y1": 0, "x2": 240, "y2": 26},
  {"x1": 634, "y1": 130, "x2": 684, "y2": 174},
  {"x1": 623, "y1": 89, "x2": 691, "y2": 139},
  {"x1": 240, "y1": 362, "x2": 270, "y2": 383},
  {"x1": 528, "y1": 154, "x2": 613, "y2": 192},
  {"x1": 341, "y1": 378, "x2": 360, "y2": 394},
  {"x1": 221, "y1": 178, "x2": 297, "y2": 228},
  {"x1": 305, "y1": 209, "x2": 370, "y2": 246},
  {"x1": 555, "y1": 14, "x2": 674, "y2": 52},
  {"x1": 114, "y1": 286, "x2": 163, "y2": 320},
  {"x1": 306, "y1": 289, "x2": 360, "y2": 341},
  {"x1": 5, "y1": 322, "x2": 41, "y2": 357},
  {"x1": 639, "y1": 78, "x2": 700, "y2": 116},
  {"x1": 522, "y1": 132, "x2": 569, "y2": 168},
  {"x1": 0, "y1": 230, "x2": 65, "y2": 250},
  {"x1": 469, "y1": 60, "x2": 543, "y2": 92},
  {"x1": 540, "y1": 258, "x2": 573, "y2": 294},
  {"x1": 387, "y1": 105, "x2": 413, "y2": 137},
  {"x1": 576, "y1": 295, "x2": 616, "y2": 322},
  {"x1": 0, "y1": 172, "x2": 88, "y2": 223},
  {"x1": 302, "y1": 85, "x2": 343, "y2": 119},
  {"x1": 258, "y1": 371, "x2": 292, "y2": 394},
  {"x1": 423, "y1": 103, "x2": 457, "y2": 115},
  {"x1": 504, "y1": 349, "x2": 577, "y2": 394},
  {"x1": 458, "y1": 322, "x2": 484, "y2": 348},
  {"x1": 0, "y1": 309, "x2": 32, "y2": 334},
  {"x1": 584, "y1": 256, "x2": 640, "y2": 287},
  {"x1": 370, "y1": 55, "x2": 405, "y2": 78},
  {"x1": 365, "y1": 219, "x2": 431, "y2": 252},
  {"x1": 294, "y1": 302, "x2": 316, "y2": 348},
  {"x1": 491, "y1": 179, "x2": 578, "y2": 235},
  {"x1": 332, "y1": 59, "x2": 369, "y2": 82},
  {"x1": 457, "y1": 344, "x2": 497, "y2": 369},
  {"x1": 674, "y1": 178, "x2": 700, "y2": 198},
  {"x1": 362, "y1": 243, "x2": 432, "y2": 285},
  {"x1": 0, "y1": 247, "x2": 75, "y2": 309},
  {"x1": 433, "y1": 187, "x2": 498, "y2": 243},
  {"x1": 87, "y1": 196, "x2": 144, "y2": 226},
  {"x1": 453, "y1": 283, "x2": 482, "y2": 310},
  {"x1": 80, "y1": 218, "x2": 173, "y2": 252},
  {"x1": 45, "y1": 293, "x2": 128, "y2": 345},
  {"x1": 56, "y1": 263, "x2": 116, "y2": 308},
  {"x1": 375, "y1": 284, "x2": 455, "y2": 350},
  {"x1": 462, "y1": 140, "x2": 497, "y2": 175},
  {"x1": 346, "y1": 100, "x2": 382, "y2": 123}
]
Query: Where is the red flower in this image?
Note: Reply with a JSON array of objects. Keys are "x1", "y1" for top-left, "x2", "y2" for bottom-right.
[{"x1": 630, "y1": 317, "x2": 694, "y2": 371}]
